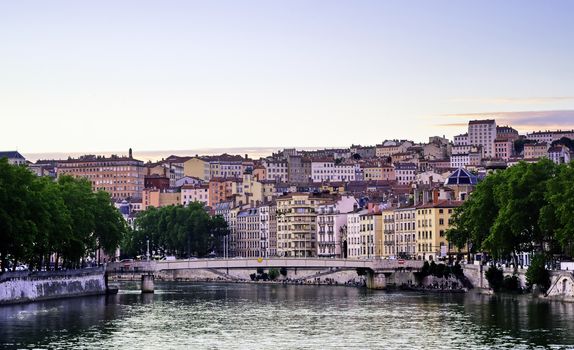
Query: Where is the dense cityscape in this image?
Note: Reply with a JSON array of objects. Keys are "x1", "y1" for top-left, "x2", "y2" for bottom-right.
[{"x1": 2, "y1": 119, "x2": 573, "y2": 266}]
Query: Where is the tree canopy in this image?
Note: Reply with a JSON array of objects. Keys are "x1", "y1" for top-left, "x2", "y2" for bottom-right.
[
  {"x1": 0, "y1": 158, "x2": 127, "y2": 272},
  {"x1": 447, "y1": 159, "x2": 574, "y2": 264},
  {"x1": 122, "y1": 202, "x2": 229, "y2": 259}
]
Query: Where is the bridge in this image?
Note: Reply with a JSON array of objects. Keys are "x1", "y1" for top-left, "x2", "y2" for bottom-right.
[{"x1": 106, "y1": 258, "x2": 424, "y2": 290}]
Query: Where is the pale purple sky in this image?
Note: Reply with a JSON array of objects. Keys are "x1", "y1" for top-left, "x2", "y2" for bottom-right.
[{"x1": 1, "y1": 0, "x2": 573, "y2": 156}]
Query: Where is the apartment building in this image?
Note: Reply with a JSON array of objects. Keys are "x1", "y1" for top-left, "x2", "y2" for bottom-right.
[
  {"x1": 416, "y1": 200, "x2": 463, "y2": 261},
  {"x1": 276, "y1": 193, "x2": 333, "y2": 257},
  {"x1": 468, "y1": 119, "x2": 496, "y2": 158},
  {"x1": 56, "y1": 152, "x2": 145, "y2": 200}
]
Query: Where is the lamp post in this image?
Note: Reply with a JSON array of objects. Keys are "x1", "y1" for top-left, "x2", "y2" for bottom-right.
[{"x1": 146, "y1": 239, "x2": 150, "y2": 262}]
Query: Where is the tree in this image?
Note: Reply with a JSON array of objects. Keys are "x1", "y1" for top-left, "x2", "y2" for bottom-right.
[
  {"x1": 0, "y1": 160, "x2": 128, "y2": 271},
  {"x1": 526, "y1": 254, "x2": 550, "y2": 292}
]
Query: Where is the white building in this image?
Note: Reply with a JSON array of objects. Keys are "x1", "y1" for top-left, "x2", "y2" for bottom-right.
[
  {"x1": 316, "y1": 195, "x2": 358, "y2": 258},
  {"x1": 527, "y1": 130, "x2": 574, "y2": 144},
  {"x1": 181, "y1": 184, "x2": 209, "y2": 207},
  {"x1": 0, "y1": 151, "x2": 26, "y2": 165},
  {"x1": 548, "y1": 145, "x2": 572, "y2": 164},
  {"x1": 346, "y1": 209, "x2": 367, "y2": 259},
  {"x1": 468, "y1": 119, "x2": 496, "y2": 158},
  {"x1": 311, "y1": 159, "x2": 358, "y2": 183},
  {"x1": 394, "y1": 163, "x2": 417, "y2": 185},
  {"x1": 262, "y1": 159, "x2": 288, "y2": 182}
]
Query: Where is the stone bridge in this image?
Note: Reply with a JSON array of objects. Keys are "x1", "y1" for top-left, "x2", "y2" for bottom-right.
[{"x1": 107, "y1": 258, "x2": 423, "y2": 289}]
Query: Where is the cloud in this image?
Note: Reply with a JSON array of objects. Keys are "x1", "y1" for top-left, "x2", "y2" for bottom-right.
[
  {"x1": 434, "y1": 110, "x2": 574, "y2": 132},
  {"x1": 448, "y1": 96, "x2": 574, "y2": 105}
]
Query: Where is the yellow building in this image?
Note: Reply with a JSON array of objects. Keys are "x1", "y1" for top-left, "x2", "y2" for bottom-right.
[
  {"x1": 183, "y1": 158, "x2": 210, "y2": 181},
  {"x1": 416, "y1": 200, "x2": 463, "y2": 261},
  {"x1": 276, "y1": 193, "x2": 334, "y2": 257},
  {"x1": 359, "y1": 209, "x2": 383, "y2": 259},
  {"x1": 142, "y1": 189, "x2": 181, "y2": 210},
  {"x1": 362, "y1": 164, "x2": 396, "y2": 181}
]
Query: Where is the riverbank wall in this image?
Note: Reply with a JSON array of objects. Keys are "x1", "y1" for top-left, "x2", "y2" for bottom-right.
[
  {"x1": 463, "y1": 264, "x2": 528, "y2": 290},
  {"x1": 0, "y1": 268, "x2": 106, "y2": 305}
]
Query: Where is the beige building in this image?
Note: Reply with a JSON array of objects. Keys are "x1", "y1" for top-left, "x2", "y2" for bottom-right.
[
  {"x1": 382, "y1": 208, "x2": 396, "y2": 258},
  {"x1": 394, "y1": 207, "x2": 417, "y2": 259},
  {"x1": 524, "y1": 142, "x2": 549, "y2": 160},
  {"x1": 276, "y1": 193, "x2": 333, "y2": 257}
]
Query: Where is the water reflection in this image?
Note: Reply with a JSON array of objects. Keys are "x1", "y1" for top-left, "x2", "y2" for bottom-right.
[{"x1": 1, "y1": 283, "x2": 573, "y2": 349}]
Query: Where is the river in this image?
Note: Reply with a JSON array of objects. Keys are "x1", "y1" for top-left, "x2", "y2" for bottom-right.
[{"x1": 1, "y1": 282, "x2": 573, "y2": 349}]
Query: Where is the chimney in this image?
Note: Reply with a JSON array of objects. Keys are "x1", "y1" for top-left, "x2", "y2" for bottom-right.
[{"x1": 129, "y1": 148, "x2": 133, "y2": 158}]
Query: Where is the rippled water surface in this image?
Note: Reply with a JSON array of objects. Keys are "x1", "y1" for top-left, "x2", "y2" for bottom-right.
[{"x1": 1, "y1": 282, "x2": 574, "y2": 349}]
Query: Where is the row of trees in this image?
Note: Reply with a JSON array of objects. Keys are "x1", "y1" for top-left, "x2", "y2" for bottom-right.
[
  {"x1": 121, "y1": 202, "x2": 229, "y2": 259},
  {"x1": 0, "y1": 158, "x2": 127, "y2": 272},
  {"x1": 447, "y1": 159, "x2": 574, "y2": 267}
]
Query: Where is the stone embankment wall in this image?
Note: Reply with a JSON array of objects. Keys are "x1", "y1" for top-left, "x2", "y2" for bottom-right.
[
  {"x1": 545, "y1": 271, "x2": 574, "y2": 301},
  {"x1": 0, "y1": 268, "x2": 106, "y2": 305},
  {"x1": 463, "y1": 264, "x2": 528, "y2": 290}
]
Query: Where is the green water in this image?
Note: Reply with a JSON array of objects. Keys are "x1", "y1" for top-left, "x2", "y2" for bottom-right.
[{"x1": 1, "y1": 282, "x2": 573, "y2": 349}]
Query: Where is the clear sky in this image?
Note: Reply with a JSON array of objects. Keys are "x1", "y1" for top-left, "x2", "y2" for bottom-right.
[{"x1": 1, "y1": 0, "x2": 573, "y2": 156}]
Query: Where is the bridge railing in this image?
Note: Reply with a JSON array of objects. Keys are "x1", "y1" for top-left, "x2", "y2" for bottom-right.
[{"x1": 107, "y1": 258, "x2": 424, "y2": 272}]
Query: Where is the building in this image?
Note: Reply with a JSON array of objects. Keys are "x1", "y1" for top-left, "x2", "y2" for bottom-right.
[
  {"x1": 316, "y1": 195, "x2": 358, "y2": 258},
  {"x1": 262, "y1": 159, "x2": 288, "y2": 182},
  {"x1": 362, "y1": 163, "x2": 396, "y2": 182},
  {"x1": 181, "y1": 184, "x2": 209, "y2": 207},
  {"x1": 394, "y1": 207, "x2": 417, "y2": 259},
  {"x1": 381, "y1": 208, "x2": 396, "y2": 258},
  {"x1": 346, "y1": 209, "x2": 366, "y2": 259},
  {"x1": 416, "y1": 200, "x2": 463, "y2": 261},
  {"x1": 358, "y1": 208, "x2": 383, "y2": 259},
  {"x1": 276, "y1": 193, "x2": 334, "y2": 257},
  {"x1": 235, "y1": 205, "x2": 276, "y2": 258},
  {"x1": 494, "y1": 138, "x2": 514, "y2": 160},
  {"x1": 286, "y1": 154, "x2": 312, "y2": 183},
  {"x1": 526, "y1": 130, "x2": 574, "y2": 144},
  {"x1": 496, "y1": 126, "x2": 520, "y2": 141},
  {"x1": 144, "y1": 174, "x2": 171, "y2": 190},
  {"x1": 0, "y1": 151, "x2": 26, "y2": 165},
  {"x1": 56, "y1": 151, "x2": 145, "y2": 200},
  {"x1": 468, "y1": 119, "x2": 496, "y2": 158},
  {"x1": 375, "y1": 140, "x2": 414, "y2": 158},
  {"x1": 141, "y1": 188, "x2": 181, "y2": 210},
  {"x1": 208, "y1": 178, "x2": 239, "y2": 207},
  {"x1": 548, "y1": 145, "x2": 572, "y2": 164},
  {"x1": 310, "y1": 159, "x2": 358, "y2": 183},
  {"x1": 523, "y1": 143, "x2": 549, "y2": 160},
  {"x1": 183, "y1": 154, "x2": 252, "y2": 181},
  {"x1": 394, "y1": 163, "x2": 417, "y2": 185}
]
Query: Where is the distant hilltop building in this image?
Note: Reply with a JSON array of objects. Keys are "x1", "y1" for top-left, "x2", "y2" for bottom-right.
[
  {"x1": 526, "y1": 129, "x2": 574, "y2": 144},
  {"x1": 0, "y1": 151, "x2": 26, "y2": 165}
]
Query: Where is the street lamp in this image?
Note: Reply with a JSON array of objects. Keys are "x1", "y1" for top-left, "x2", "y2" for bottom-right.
[{"x1": 146, "y1": 238, "x2": 150, "y2": 261}]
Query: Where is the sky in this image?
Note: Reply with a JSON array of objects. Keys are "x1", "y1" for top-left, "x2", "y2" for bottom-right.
[{"x1": 1, "y1": 0, "x2": 573, "y2": 158}]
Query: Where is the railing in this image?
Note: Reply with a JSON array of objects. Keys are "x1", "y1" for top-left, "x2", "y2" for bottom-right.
[{"x1": 0, "y1": 267, "x2": 104, "y2": 283}]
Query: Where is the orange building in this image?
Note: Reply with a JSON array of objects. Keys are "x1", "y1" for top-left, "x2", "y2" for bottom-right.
[
  {"x1": 208, "y1": 177, "x2": 239, "y2": 207},
  {"x1": 57, "y1": 151, "x2": 145, "y2": 200}
]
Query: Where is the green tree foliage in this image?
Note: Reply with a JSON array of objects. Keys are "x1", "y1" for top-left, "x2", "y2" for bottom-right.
[
  {"x1": 526, "y1": 254, "x2": 550, "y2": 292},
  {"x1": 0, "y1": 159, "x2": 127, "y2": 272},
  {"x1": 447, "y1": 159, "x2": 570, "y2": 265},
  {"x1": 268, "y1": 268, "x2": 280, "y2": 280},
  {"x1": 124, "y1": 202, "x2": 229, "y2": 258},
  {"x1": 485, "y1": 266, "x2": 504, "y2": 292}
]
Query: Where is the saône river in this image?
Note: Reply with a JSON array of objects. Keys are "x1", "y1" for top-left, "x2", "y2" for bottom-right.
[{"x1": 1, "y1": 282, "x2": 574, "y2": 349}]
